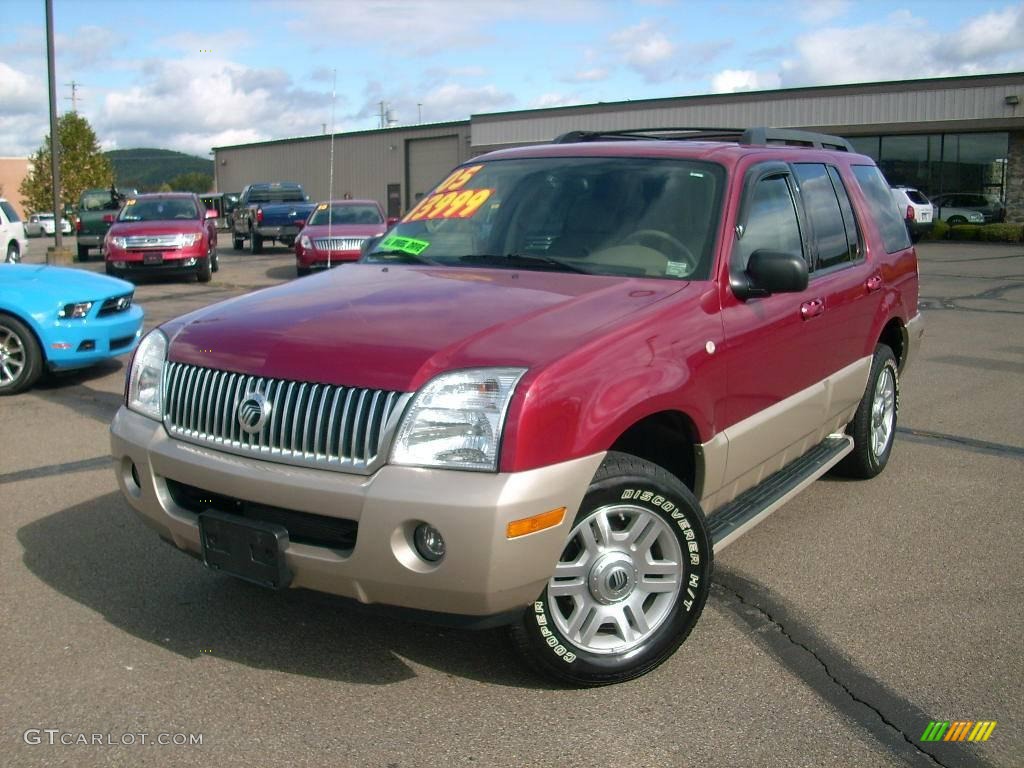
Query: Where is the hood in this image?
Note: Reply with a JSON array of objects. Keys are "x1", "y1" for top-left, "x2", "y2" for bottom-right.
[
  {"x1": 166, "y1": 264, "x2": 689, "y2": 392},
  {"x1": 302, "y1": 223, "x2": 387, "y2": 239},
  {"x1": 108, "y1": 221, "x2": 204, "y2": 236},
  {"x1": 0, "y1": 264, "x2": 133, "y2": 301}
]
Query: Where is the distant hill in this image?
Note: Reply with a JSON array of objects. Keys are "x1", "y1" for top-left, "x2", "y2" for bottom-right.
[{"x1": 106, "y1": 148, "x2": 214, "y2": 192}]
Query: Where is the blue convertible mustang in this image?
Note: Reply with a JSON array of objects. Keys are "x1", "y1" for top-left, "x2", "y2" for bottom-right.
[{"x1": 0, "y1": 264, "x2": 144, "y2": 395}]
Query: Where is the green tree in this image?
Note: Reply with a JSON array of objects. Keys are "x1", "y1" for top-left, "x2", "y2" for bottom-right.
[
  {"x1": 19, "y1": 112, "x2": 114, "y2": 214},
  {"x1": 169, "y1": 171, "x2": 213, "y2": 193}
]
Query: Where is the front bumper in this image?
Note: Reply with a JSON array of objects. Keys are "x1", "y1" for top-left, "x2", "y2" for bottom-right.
[
  {"x1": 45, "y1": 306, "x2": 144, "y2": 370},
  {"x1": 110, "y1": 407, "x2": 602, "y2": 618}
]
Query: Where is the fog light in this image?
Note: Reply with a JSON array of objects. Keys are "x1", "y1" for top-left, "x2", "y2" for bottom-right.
[
  {"x1": 413, "y1": 523, "x2": 445, "y2": 562},
  {"x1": 113, "y1": 261, "x2": 126, "y2": 268}
]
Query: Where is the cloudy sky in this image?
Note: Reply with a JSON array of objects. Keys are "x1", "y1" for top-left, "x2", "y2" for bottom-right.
[{"x1": 1, "y1": 0, "x2": 1022, "y2": 159}]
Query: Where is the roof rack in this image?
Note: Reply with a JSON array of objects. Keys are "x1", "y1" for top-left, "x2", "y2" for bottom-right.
[
  {"x1": 552, "y1": 127, "x2": 745, "y2": 143},
  {"x1": 551, "y1": 126, "x2": 855, "y2": 152}
]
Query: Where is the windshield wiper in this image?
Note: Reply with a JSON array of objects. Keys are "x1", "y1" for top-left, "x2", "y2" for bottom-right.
[
  {"x1": 363, "y1": 250, "x2": 440, "y2": 265},
  {"x1": 458, "y1": 253, "x2": 594, "y2": 274}
]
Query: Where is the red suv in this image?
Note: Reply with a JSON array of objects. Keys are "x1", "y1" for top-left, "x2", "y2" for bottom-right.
[
  {"x1": 104, "y1": 193, "x2": 219, "y2": 282},
  {"x1": 111, "y1": 128, "x2": 922, "y2": 685}
]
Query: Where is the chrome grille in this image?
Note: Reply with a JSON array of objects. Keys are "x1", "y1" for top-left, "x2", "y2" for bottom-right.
[
  {"x1": 124, "y1": 234, "x2": 184, "y2": 249},
  {"x1": 162, "y1": 362, "x2": 409, "y2": 474},
  {"x1": 313, "y1": 237, "x2": 366, "y2": 252}
]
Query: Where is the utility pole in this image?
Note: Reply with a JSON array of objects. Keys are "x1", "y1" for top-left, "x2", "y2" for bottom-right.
[
  {"x1": 379, "y1": 101, "x2": 386, "y2": 129},
  {"x1": 45, "y1": 0, "x2": 69, "y2": 261},
  {"x1": 64, "y1": 80, "x2": 82, "y2": 112},
  {"x1": 418, "y1": 103, "x2": 422, "y2": 124}
]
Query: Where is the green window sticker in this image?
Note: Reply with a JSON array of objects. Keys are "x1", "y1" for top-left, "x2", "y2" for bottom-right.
[
  {"x1": 380, "y1": 234, "x2": 431, "y2": 256},
  {"x1": 665, "y1": 261, "x2": 689, "y2": 277}
]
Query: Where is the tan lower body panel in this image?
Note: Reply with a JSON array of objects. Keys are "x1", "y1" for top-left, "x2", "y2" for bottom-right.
[
  {"x1": 699, "y1": 355, "x2": 870, "y2": 513},
  {"x1": 110, "y1": 406, "x2": 605, "y2": 616}
]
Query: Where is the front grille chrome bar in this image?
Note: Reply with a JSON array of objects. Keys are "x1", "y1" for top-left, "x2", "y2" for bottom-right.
[{"x1": 162, "y1": 362, "x2": 410, "y2": 474}]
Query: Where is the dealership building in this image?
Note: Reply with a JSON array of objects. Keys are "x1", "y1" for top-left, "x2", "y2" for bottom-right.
[{"x1": 213, "y1": 72, "x2": 1024, "y2": 223}]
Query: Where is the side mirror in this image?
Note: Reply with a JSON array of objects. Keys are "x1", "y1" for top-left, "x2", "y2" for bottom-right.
[
  {"x1": 205, "y1": 209, "x2": 218, "y2": 219},
  {"x1": 386, "y1": 217, "x2": 399, "y2": 228},
  {"x1": 102, "y1": 214, "x2": 115, "y2": 224},
  {"x1": 294, "y1": 218, "x2": 304, "y2": 229},
  {"x1": 731, "y1": 249, "x2": 808, "y2": 300}
]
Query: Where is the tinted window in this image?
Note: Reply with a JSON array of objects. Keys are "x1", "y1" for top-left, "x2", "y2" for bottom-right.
[
  {"x1": 248, "y1": 185, "x2": 305, "y2": 203},
  {"x1": 733, "y1": 175, "x2": 803, "y2": 272},
  {"x1": 905, "y1": 190, "x2": 929, "y2": 204},
  {"x1": 308, "y1": 204, "x2": 383, "y2": 226},
  {"x1": 852, "y1": 165, "x2": 911, "y2": 253},
  {"x1": 119, "y1": 198, "x2": 200, "y2": 222},
  {"x1": 0, "y1": 201, "x2": 20, "y2": 222},
  {"x1": 794, "y1": 164, "x2": 853, "y2": 271},
  {"x1": 828, "y1": 166, "x2": 861, "y2": 264}
]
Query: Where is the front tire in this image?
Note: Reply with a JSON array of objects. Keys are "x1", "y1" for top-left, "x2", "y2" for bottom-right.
[
  {"x1": 196, "y1": 257, "x2": 213, "y2": 283},
  {"x1": 836, "y1": 344, "x2": 899, "y2": 479},
  {"x1": 511, "y1": 452, "x2": 712, "y2": 686},
  {"x1": 0, "y1": 314, "x2": 43, "y2": 395},
  {"x1": 947, "y1": 215, "x2": 967, "y2": 226}
]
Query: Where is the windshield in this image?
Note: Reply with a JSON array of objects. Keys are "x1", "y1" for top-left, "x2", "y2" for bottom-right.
[
  {"x1": 364, "y1": 157, "x2": 725, "y2": 280},
  {"x1": 308, "y1": 203, "x2": 383, "y2": 226},
  {"x1": 248, "y1": 186, "x2": 305, "y2": 203},
  {"x1": 118, "y1": 198, "x2": 200, "y2": 222},
  {"x1": 80, "y1": 192, "x2": 112, "y2": 212}
]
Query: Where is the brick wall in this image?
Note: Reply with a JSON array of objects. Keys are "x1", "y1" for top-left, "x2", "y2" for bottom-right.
[{"x1": 0, "y1": 158, "x2": 31, "y2": 218}]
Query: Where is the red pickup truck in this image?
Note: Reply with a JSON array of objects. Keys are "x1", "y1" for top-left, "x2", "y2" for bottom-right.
[{"x1": 110, "y1": 128, "x2": 923, "y2": 686}]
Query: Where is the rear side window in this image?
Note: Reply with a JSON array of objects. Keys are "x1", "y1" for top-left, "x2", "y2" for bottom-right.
[
  {"x1": 905, "y1": 190, "x2": 929, "y2": 204},
  {"x1": 794, "y1": 163, "x2": 858, "y2": 271},
  {"x1": 852, "y1": 165, "x2": 911, "y2": 253},
  {"x1": 1, "y1": 201, "x2": 20, "y2": 223},
  {"x1": 733, "y1": 175, "x2": 803, "y2": 272}
]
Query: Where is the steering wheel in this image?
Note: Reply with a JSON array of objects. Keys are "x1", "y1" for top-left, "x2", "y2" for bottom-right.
[{"x1": 621, "y1": 230, "x2": 697, "y2": 273}]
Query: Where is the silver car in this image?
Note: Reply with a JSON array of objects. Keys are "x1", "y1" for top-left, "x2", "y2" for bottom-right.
[{"x1": 25, "y1": 212, "x2": 71, "y2": 237}]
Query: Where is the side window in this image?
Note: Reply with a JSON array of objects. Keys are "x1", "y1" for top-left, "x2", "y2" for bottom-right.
[
  {"x1": 827, "y1": 166, "x2": 861, "y2": 263},
  {"x1": 0, "y1": 201, "x2": 20, "y2": 223},
  {"x1": 793, "y1": 163, "x2": 853, "y2": 271},
  {"x1": 851, "y1": 165, "x2": 911, "y2": 253},
  {"x1": 733, "y1": 174, "x2": 803, "y2": 273}
]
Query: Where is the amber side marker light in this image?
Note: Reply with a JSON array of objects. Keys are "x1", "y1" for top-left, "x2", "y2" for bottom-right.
[{"x1": 507, "y1": 507, "x2": 566, "y2": 539}]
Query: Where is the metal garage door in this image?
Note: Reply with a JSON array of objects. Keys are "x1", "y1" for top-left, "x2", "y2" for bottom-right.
[{"x1": 406, "y1": 135, "x2": 460, "y2": 210}]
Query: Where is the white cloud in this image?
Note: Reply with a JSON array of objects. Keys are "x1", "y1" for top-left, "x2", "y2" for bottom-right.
[
  {"x1": 610, "y1": 22, "x2": 678, "y2": 83},
  {"x1": 951, "y1": 4, "x2": 1024, "y2": 59},
  {"x1": 531, "y1": 93, "x2": 582, "y2": 109},
  {"x1": 800, "y1": 0, "x2": 850, "y2": 25},
  {"x1": 710, "y1": 69, "x2": 782, "y2": 93},
  {"x1": 562, "y1": 68, "x2": 610, "y2": 83}
]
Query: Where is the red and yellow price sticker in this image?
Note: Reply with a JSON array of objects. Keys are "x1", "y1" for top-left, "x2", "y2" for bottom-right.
[{"x1": 404, "y1": 164, "x2": 492, "y2": 222}]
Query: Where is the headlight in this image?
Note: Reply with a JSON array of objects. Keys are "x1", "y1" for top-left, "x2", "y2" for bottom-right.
[
  {"x1": 300, "y1": 235, "x2": 313, "y2": 250},
  {"x1": 111, "y1": 236, "x2": 128, "y2": 248},
  {"x1": 128, "y1": 329, "x2": 167, "y2": 420},
  {"x1": 391, "y1": 368, "x2": 526, "y2": 471},
  {"x1": 58, "y1": 301, "x2": 93, "y2": 319},
  {"x1": 177, "y1": 233, "x2": 201, "y2": 247}
]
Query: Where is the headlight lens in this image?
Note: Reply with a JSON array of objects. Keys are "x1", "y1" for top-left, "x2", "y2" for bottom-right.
[
  {"x1": 391, "y1": 368, "x2": 526, "y2": 471},
  {"x1": 177, "y1": 233, "x2": 201, "y2": 247},
  {"x1": 300, "y1": 235, "x2": 313, "y2": 250},
  {"x1": 128, "y1": 329, "x2": 167, "y2": 420},
  {"x1": 58, "y1": 301, "x2": 93, "y2": 319},
  {"x1": 111, "y1": 236, "x2": 128, "y2": 248}
]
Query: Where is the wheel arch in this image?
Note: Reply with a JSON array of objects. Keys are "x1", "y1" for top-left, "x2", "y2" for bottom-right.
[
  {"x1": 0, "y1": 307, "x2": 48, "y2": 363},
  {"x1": 609, "y1": 409, "x2": 701, "y2": 494},
  {"x1": 878, "y1": 316, "x2": 906, "y2": 372}
]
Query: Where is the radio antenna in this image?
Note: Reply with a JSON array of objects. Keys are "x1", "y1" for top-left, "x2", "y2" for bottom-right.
[{"x1": 327, "y1": 68, "x2": 337, "y2": 268}]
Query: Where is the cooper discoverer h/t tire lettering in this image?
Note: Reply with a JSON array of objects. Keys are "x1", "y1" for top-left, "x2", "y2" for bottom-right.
[{"x1": 511, "y1": 451, "x2": 712, "y2": 686}]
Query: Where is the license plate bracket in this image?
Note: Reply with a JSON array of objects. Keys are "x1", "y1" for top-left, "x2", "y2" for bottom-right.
[
  {"x1": 198, "y1": 510, "x2": 292, "y2": 589},
  {"x1": 143, "y1": 252, "x2": 164, "y2": 265}
]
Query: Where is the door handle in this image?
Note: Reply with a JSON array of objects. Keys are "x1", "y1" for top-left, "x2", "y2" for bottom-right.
[
  {"x1": 800, "y1": 298, "x2": 825, "y2": 320},
  {"x1": 866, "y1": 273, "x2": 883, "y2": 292}
]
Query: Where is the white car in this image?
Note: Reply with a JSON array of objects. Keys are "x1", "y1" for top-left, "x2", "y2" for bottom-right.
[
  {"x1": 890, "y1": 186, "x2": 934, "y2": 242},
  {"x1": 1, "y1": 199, "x2": 28, "y2": 263},
  {"x1": 25, "y1": 212, "x2": 72, "y2": 237},
  {"x1": 933, "y1": 205, "x2": 985, "y2": 226}
]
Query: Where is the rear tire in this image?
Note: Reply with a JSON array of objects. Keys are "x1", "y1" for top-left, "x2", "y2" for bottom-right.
[
  {"x1": 836, "y1": 344, "x2": 899, "y2": 479},
  {"x1": 947, "y1": 216, "x2": 967, "y2": 226},
  {"x1": 232, "y1": 234, "x2": 244, "y2": 250},
  {"x1": 76, "y1": 244, "x2": 90, "y2": 261},
  {"x1": 249, "y1": 230, "x2": 263, "y2": 255},
  {"x1": 0, "y1": 314, "x2": 43, "y2": 395},
  {"x1": 510, "y1": 451, "x2": 712, "y2": 686},
  {"x1": 5, "y1": 242, "x2": 20, "y2": 264}
]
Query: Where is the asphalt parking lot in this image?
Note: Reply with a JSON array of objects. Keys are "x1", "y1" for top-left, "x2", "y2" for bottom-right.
[{"x1": 2, "y1": 237, "x2": 1021, "y2": 767}]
